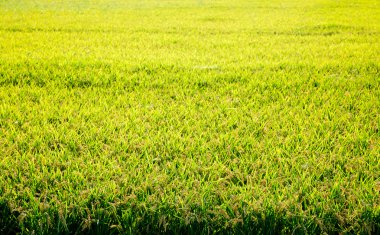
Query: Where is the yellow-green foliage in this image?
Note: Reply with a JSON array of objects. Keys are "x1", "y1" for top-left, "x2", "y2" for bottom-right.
[{"x1": 0, "y1": 0, "x2": 379, "y2": 233}]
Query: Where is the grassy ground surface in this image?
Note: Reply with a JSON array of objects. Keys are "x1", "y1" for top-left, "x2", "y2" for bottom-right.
[{"x1": 0, "y1": 0, "x2": 379, "y2": 234}]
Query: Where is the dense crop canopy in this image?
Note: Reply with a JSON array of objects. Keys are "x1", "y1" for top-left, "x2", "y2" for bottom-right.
[{"x1": 0, "y1": 0, "x2": 379, "y2": 233}]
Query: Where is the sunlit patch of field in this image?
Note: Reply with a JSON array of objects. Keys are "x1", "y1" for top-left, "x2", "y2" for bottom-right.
[{"x1": 0, "y1": 0, "x2": 379, "y2": 233}]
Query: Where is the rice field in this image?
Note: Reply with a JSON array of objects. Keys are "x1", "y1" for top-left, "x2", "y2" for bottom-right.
[{"x1": 0, "y1": 0, "x2": 379, "y2": 234}]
